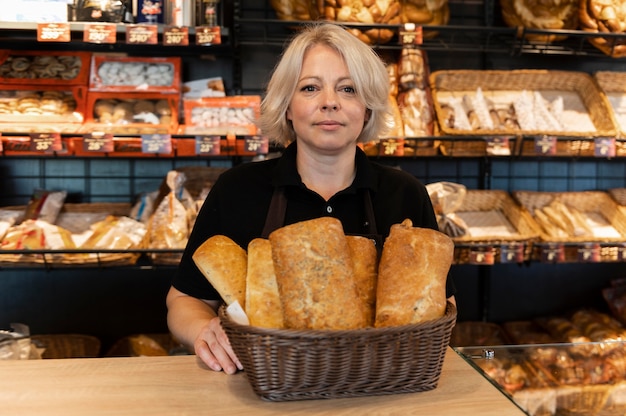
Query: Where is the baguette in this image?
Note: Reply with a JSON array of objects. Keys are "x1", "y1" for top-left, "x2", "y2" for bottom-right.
[
  {"x1": 192, "y1": 235, "x2": 247, "y2": 307},
  {"x1": 245, "y1": 238, "x2": 284, "y2": 328}
]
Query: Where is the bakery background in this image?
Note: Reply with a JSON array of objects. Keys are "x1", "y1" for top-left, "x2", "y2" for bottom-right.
[{"x1": 0, "y1": 0, "x2": 626, "y2": 363}]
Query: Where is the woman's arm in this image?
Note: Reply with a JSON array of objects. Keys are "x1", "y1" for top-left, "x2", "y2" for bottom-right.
[{"x1": 166, "y1": 286, "x2": 242, "y2": 374}]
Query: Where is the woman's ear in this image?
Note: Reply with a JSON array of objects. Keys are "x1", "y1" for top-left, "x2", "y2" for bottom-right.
[{"x1": 365, "y1": 108, "x2": 372, "y2": 123}]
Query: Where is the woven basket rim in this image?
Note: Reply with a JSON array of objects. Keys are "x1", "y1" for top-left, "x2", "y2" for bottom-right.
[{"x1": 220, "y1": 301, "x2": 457, "y2": 337}]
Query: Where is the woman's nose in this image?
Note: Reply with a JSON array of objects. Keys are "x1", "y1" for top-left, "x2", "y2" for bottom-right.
[{"x1": 321, "y1": 90, "x2": 339, "y2": 111}]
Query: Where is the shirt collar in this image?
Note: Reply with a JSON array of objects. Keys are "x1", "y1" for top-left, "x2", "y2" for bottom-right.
[{"x1": 272, "y1": 142, "x2": 378, "y2": 192}]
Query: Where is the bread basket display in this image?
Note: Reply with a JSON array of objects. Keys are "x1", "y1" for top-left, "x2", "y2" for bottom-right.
[
  {"x1": 499, "y1": 0, "x2": 579, "y2": 43},
  {"x1": 193, "y1": 217, "x2": 457, "y2": 401},
  {"x1": 579, "y1": 0, "x2": 626, "y2": 57}
]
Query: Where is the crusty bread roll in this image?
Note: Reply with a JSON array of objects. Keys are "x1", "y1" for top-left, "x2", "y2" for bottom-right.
[
  {"x1": 192, "y1": 235, "x2": 247, "y2": 307},
  {"x1": 346, "y1": 235, "x2": 378, "y2": 326},
  {"x1": 245, "y1": 238, "x2": 284, "y2": 329},
  {"x1": 269, "y1": 217, "x2": 370, "y2": 330},
  {"x1": 375, "y1": 219, "x2": 454, "y2": 327}
]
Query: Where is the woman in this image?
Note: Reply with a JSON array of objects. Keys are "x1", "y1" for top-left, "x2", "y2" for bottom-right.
[{"x1": 166, "y1": 22, "x2": 454, "y2": 374}]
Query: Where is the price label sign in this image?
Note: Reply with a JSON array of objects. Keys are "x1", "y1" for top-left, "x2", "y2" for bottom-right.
[
  {"x1": 594, "y1": 137, "x2": 616, "y2": 158},
  {"x1": 83, "y1": 23, "x2": 117, "y2": 44},
  {"x1": 500, "y1": 243, "x2": 525, "y2": 263},
  {"x1": 83, "y1": 133, "x2": 113, "y2": 153},
  {"x1": 486, "y1": 136, "x2": 511, "y2": 156},
  {"x1": 37, "y1": 23, "x2": 71, "y2": 42},
  {"x1": 540, "y1": 244, "x2": 565, "y2": 263},
  {"x1": 469, "y1": 246, "x2": 495, "y2": 265},
  {"x1": 379, "y1": 138, "x2": 405, "y2": 156},
  {"x1": 196, "y1": 26, "x2": 221, "y2": 45},
  {"x1": 126, "y1": 25, "x2": 158, "y2": 45},
  {"x1": 195, "y1": 135, "x2": 221, "y2": 155},
  {"x1": 141, "y1": 134, "x2": 172, "y2": 154},
  {"x1": 163, "y1": 26, "x2": 189, "y2": 46},
  {"x1": 30, "y1": 133, "x2": 62, "y2": 153},
  {"x1": 577, "y1": 243, "x2": 601, "y2": 262},
  {"x1": 534, "y1": 135, "x2": 557, "y2": 155},
  {"x1": 399, "y1": 23, "x2": 422, "y2": 45},
  {"x1": 244, "y1": 135, "x2": 268, "y2": 154}
]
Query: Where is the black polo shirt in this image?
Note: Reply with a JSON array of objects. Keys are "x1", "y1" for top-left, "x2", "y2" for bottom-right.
[{"x1": 173, "y1": 142, "x2": 452, "y2": 301}]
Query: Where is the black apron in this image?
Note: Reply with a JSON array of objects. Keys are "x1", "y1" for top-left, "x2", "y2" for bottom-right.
[{"x1": 261, "y1": 187, "x2": 383, "y2": 253}]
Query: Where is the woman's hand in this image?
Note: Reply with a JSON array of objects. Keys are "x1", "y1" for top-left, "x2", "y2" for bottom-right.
[{"x1": 194, "y1": 316, "x2": 243, "y2": 375}]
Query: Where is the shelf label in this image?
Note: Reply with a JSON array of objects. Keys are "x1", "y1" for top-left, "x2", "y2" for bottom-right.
[
  {"x1": 126, "y1": 24, "x2": 158, "y2": 45},
  {"x1": 163, "y1": 26, "x2": 189, "y2": 46},
  {"x1": 500, "y1": 243, "x2": 525, "y2": 263},
  {"x1": 196, "y1": 26, "x2": 221, "y2": 45},
  {"x1": 379, "y1": 138, "x2": 405, "y2": 156},
  {"x1": 244, "y1": 135, "x2": 268, "y2": 154},
  {"x1": 83, "y1": 23, "x2": 117, "y2": 44},
  {"x1": 30, "y1": 133, "x2": 62, "y2": 154},
  {"x1": 534, "y1": 135, "x2": 557, "y2": 155},
  {"x1": 594, "y1": 137, "x2": 616, "y2": 158},
  {"x1": 540, "y1": 244, "x2": 565, "y2": 263},
  {"x1": 83, "y1": 133, "x2": 113, "y2": 153},
  {"x1": 37, "y1": 23, "x2": 70, "y2": 42},
  {"x1": 469, "y1": 246, "x2": 495, "y2": 265},
  {"x1": 486, "y1": 136, "x2": 511, "y2": 156},
  {"x1": 399, "y1": 24, "x2": 422, "y2": 45},
  {"x1": 195, "y1": 135, "x2": 220, "y2": 155},
  {"x1": 577, "y1": 243, "x2": 601, "y2": 262},
  {"x1": 141, "y1": 134, "x2": 172, "y2": 154}
]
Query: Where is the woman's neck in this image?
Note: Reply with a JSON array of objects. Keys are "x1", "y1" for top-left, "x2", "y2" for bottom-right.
[{"x1": 297, "y1": 146, "x2": 357, "y2": 201}]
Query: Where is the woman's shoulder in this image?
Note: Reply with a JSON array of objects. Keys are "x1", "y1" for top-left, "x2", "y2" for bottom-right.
[{"x1": 215, "y1": 157, "x2": 279, "y2": 185}]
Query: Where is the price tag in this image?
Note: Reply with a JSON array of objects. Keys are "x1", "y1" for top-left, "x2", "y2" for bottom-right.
[
  {"x1": 594, "y1": 137, "x2": 616, "y2": 158},
  {"x1": 83, "y1": 23, "x2": 117, "y2": 44},
  {"x1": 30, "y1": 133, "x2": 62, "y2": 153},
  {"x1": 196, "y1": 26, "x2": 221, "y2": 45},
  {"x1": 469, "y1": 246, "x2": 495, "y2": 265},
  {"x1": 486, "y1": 136, "x2": 511, "y2": 156},
  {"x1": 500, "y1": 243, "x2": 525, "y2": 263},
  {"x1": 195, "y1": 135, "x2": 220, "y2": 155},
  {"x1": 244, "y1": 135, "x2": 268, "y2": 154},
  {"x1": 83, "y1": 133, "x2": 113, "y2": 153},
  {"x1": 540, "y1": 244, "x2": 564, "y2": 263},
  {"x1": 163, "y1": 26, "x2": 189, "y2": 46},
  {"x1": 534, "y1": 135, "x2": 557, "y2": 155},
  {"x1": 379, "y1": 138, "x2": 405, "y2": 156},
  {"x1": 126, "y1": 24, "x2": 158, "y2": 45},
  {"x1": 141, "y1": 134, "x2": 172, "y2": 154},
  {"x1": 37, "y1": 23, "x2": 70, "y2": 42},
  {"x1": 577, "y1": 243, "x2": 601, "y2": 262},
  {"x1": 399, "y1": 23, "x2": 422, "y2": 45}
]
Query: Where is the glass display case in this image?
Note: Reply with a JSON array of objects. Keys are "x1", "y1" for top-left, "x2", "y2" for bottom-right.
[{"x1": 455, "y1": 342, "x2": 626, "y2": 416}]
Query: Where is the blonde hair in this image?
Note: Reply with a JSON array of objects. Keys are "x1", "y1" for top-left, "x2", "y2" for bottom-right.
[{"x1": 257, "y1": 22, "x2": 392, "y2": 146}]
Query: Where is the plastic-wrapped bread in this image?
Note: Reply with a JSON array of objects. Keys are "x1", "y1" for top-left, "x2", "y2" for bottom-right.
[
  {"x1": 245, "y1": 238, "x2": 284, "y2": 329},
  {"x1": 375, "y1": 219, "x2": 454, "y2": 327},
  {"x1": 192, "y1": 235, "x2": 247, "y2": 307},
  {"x1": 269, "y1": 217, "x2": 370, "y2": 330},
  {"x1": 346, "y1": 235, "x2": 379, "y2": 326}
]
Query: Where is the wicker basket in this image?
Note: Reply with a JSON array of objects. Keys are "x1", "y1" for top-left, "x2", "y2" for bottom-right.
[
  {"x1": 450, "y1": 190, "x2": 539, "y2": 264},
  {"x1": 219, "y1": 302, "x2": 457, "y2": 402},
  {"x1": 0, "y1": 202, "x2": 142, "y2": 267},
  {"x1": 429, "y1": 70, "x2": 617, "y2": 140},
  {"x1": 594, "y1": 72, "x2": 626, "y2": 153},
  {"x1": 608, "y1": 188, "x2": 626, "y2": 218},
  {"x1": 513, "y1": 191, "x2": 626, "y2": 262}
]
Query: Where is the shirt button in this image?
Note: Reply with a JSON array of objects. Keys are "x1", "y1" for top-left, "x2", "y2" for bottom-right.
[{"x1": 326, "y1": 205, "x2": 333, "y2": 214}]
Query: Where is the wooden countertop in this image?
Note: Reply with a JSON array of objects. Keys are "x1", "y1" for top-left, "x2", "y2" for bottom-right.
[{"x1": 0, "y1": 348, "x2": 526, "y2": 415}]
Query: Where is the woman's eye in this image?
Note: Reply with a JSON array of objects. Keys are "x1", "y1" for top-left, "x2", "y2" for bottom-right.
[
  {"x1": 341, "y1": 86, "x2": 356, "y2": 94},
  {"x1": 301, "y1": 85, "x2": 317, "y2": 92}
]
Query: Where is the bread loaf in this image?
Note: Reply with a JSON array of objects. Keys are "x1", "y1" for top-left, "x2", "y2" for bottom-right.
[
  {"x1": 346, "y1": 235, "x2": 379, "y2": 326},
  {"x1": 375, "y1": 219, "x2": 453, "y2": 327},
  {"x1": 245, "y1": 238, "x2": 284, "y2": 328},
  {"x1": 269, "y1": 217, "x2": 370, "y2": 330},
  {"x1": 192, "y1": 235, "x2": 247, "y2": 307}
]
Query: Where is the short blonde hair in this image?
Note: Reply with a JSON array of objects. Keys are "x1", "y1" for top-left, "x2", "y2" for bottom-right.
[{"x1": 257, "y1": 22, "x2": 392, "y2": 146}]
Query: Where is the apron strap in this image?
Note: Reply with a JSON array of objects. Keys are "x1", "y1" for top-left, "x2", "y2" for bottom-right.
[{"x1": 261, "y1": 187, "x2": 287, "y2": 238}]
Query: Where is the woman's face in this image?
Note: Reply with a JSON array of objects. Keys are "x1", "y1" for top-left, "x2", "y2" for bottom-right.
[{"x1": 287, "y1": 44, "x2": 367, "y2": 153}]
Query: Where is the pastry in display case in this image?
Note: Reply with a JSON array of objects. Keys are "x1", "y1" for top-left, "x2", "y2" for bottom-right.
[
  {"x1": 0, "y1": 50, "x2": 91, "y2": 86},
  {"x1": 89, "y1": 55, "x2": 181, "y2": 93}
]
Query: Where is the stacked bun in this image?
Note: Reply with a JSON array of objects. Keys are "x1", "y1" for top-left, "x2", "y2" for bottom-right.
[{"x1": 193, "y1": 217, "x2": 454, "y2": 330}]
